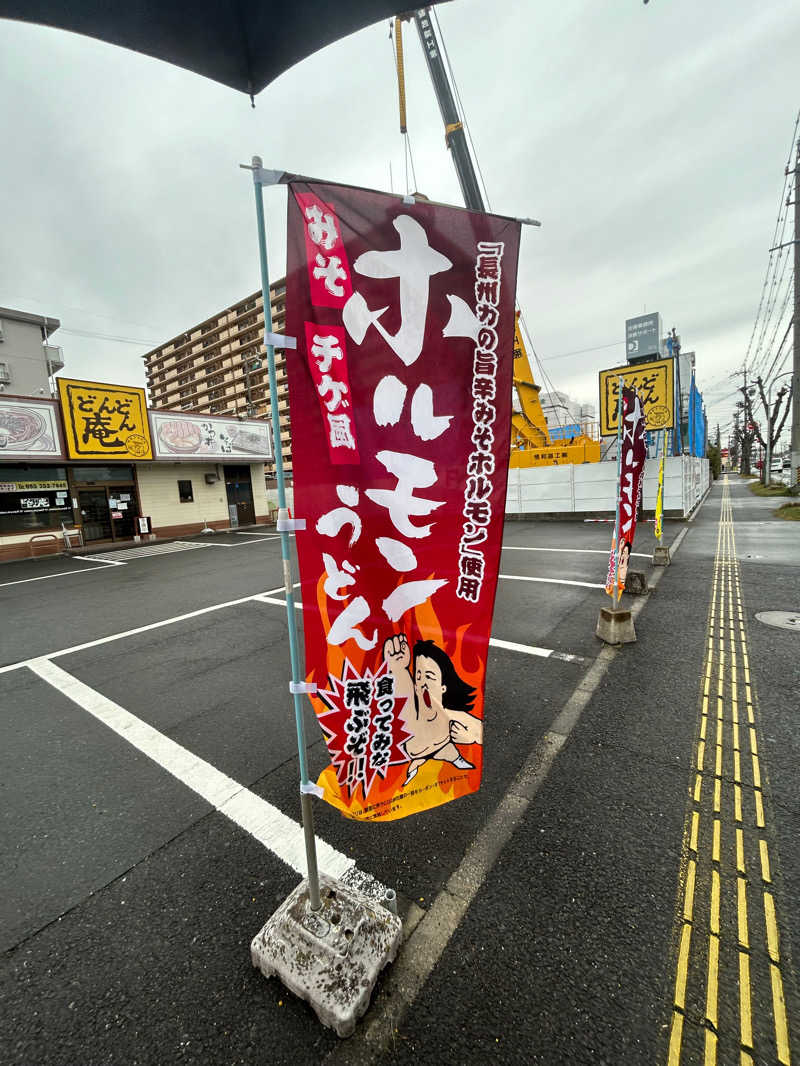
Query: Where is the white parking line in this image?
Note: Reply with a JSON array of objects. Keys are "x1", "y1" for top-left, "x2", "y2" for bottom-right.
[
  {"x1": 502, "y1": 546, "x2": 649, "y2": 559},
  {"x1": 0, "y1": 583, "x2": 299, "y2": 676},
  {"x1": 0, "y1": 559, "x2": 118, "y2": 589},
  {"x1": 488, "y1": 637, "x2": 584, "y2": 663},
  {"x1": 499, "y1": 573, "x2": 605, "y2": 589},
  {"x1": 28, "y1": 658, "x2": 354, "y2": 880},
  {"x1": 251, "y1": 597, "x2": 584, "y2": 663}
]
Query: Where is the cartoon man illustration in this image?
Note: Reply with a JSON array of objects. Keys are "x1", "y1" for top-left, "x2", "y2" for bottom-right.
[
  {"x1": 383, "y1": 634, "x2": 483, "y2": 786},
  {"x1": 617, "y1": 539, "x2": 632, "y2": 590}
]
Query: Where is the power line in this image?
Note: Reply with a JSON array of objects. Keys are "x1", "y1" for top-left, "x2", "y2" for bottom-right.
[
  {"x1": 540, "y1": 339, "x2": 624, "y2": 362},
  {"x1": 59, "y1": 326, "x2": 159, "y2": 346},
  {"x1": 744, "y1": 108, "x2": 800, "y2": 372}
]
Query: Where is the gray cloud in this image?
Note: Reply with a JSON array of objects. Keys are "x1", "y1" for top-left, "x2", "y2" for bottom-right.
[{"x1": 0, "y1": 0, "x2": 798, "y2": 435}]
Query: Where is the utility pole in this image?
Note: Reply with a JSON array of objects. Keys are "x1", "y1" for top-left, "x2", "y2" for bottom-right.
[{"x1": 791, "y1": 138, "x2": 800, "y2": 489}]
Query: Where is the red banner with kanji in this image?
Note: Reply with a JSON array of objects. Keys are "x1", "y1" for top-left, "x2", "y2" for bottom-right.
[
  {"x1": 605, "y1": 385, "x2": 646, "y2": 597},
  {"x1": 284, "y1": 181, "x2": 521, "y2": 821}
]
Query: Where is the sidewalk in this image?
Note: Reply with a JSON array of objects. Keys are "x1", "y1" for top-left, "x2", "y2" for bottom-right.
[{"x1": 339, "y1": 477, "x2": 800, "y2": 1066}]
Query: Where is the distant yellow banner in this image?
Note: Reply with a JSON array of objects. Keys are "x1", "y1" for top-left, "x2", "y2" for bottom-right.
[
  {"x1": 598, "y1": 358, "x2": 674, "y2": 435},
  {"x1": 58, "y1": 378, "x2": 153, "y2": 460}
]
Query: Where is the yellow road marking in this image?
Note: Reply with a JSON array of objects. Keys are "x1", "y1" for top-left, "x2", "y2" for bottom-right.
[
  {"x1": 739, "y1": 951, "x2": 753, "y2": 1048},
  {"x1": 667, "y1": 1012, "x2": 685, "y2": 1066},
  {"x1": 737, "y1": 878, "x2": 749, "y2": 948},
  {"x1": 736, "y1": 829, "x2": 745, "y2": 875},
  {"x1": 765, "y1": 892, "x2": 781, "y2": 963},
  {"x1": 674, "y1": 923, "x2": 692, "y2": 1010},
  {"x1": 710, "y1": 869, "x2": 721, "y2": 935},
  {"x1": 760, "y1": 840, "x2": 771, "y2": 883},
  {"x1": 771, "y1": 963, "x2": 791, "y2": 1065},
  {"x1": 754, "y1": 791, "x2": 765, "y2": 829},
  {"x1": 704, "y1": 1026, "x2": 717, "y2": 1066},
  {"x1": 684, "y1": 860, "x2": 696, "y2": 922},
  {"x1": 664, "y1": 480, "x2": 794, "y2": 1065}
]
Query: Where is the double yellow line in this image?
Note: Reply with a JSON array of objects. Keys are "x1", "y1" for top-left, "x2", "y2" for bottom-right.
[{"x1": 667, "y1": 478, "x2": 792, "y2": 1065}]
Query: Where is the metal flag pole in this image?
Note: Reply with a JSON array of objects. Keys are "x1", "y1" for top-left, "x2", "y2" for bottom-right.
[
  {"x1": 611, "y1": 378, "x2": 625, "y2": 605},
  {"x1": 247, "y1": 155, "x2": 321, "y2": 912}
]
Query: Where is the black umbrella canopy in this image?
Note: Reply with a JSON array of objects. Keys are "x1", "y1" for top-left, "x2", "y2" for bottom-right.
[{"x1": 0, "y1": 1, "x2": 446, "y2": 97}]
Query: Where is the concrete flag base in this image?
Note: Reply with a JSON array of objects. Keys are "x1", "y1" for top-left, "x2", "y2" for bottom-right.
[
  {"x1": 652, "y1": 545, "x2": 671, "y2": 566},
  {"x1": 596, "y1": 606, "x2": 636, "y2": 645},
  {"x1": 251, "y1": 872, "x2": 403, "y2": 1038},
  {"x1": 623, "y1": 570, "x2": 649, "y2": 595}
]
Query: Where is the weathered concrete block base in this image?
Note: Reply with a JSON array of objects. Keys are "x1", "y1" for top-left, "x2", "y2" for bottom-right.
[
  {"x1": 251, "y1": 873, "x2": 403, "y2": 1038},
  {"x1": 623, "y1": 569, "x2": 649, "y2": 595},
  {"x1": 596, "y1": 606, "x2": 636, "y2": 645},
  {"x1": 652, "y1": 545, "x2": 671, "y2": 566}
]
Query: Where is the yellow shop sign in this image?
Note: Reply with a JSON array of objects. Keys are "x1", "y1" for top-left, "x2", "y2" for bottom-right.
[
  {"x1": 598, "y1": 357, "x2": 675, "y2": 436},
  {"x1": 58, "y1": 378, "x2": 153, "y2": 460}
]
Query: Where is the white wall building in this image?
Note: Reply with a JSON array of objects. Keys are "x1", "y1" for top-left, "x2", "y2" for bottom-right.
[
  {"x1": 0, "y1": 306, "x2": 64, "y2": 398},
  {"x1": 539, "y1": 390, "x2": 596, "y2": 437}
]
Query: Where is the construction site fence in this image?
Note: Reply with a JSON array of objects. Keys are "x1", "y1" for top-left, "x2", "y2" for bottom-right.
[{"x1": 505, "y1": 455, "x2": 710, "y2": 519}]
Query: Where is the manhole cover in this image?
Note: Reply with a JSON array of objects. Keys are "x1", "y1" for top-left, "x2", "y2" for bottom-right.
[{"x1": 755, "y1": 611, "x2": 800, "y2": 632}]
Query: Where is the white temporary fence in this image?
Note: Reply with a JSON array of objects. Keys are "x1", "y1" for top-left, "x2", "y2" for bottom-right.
[{"x1": 505, "y1": 456, "x2": 710, "y2": 518}]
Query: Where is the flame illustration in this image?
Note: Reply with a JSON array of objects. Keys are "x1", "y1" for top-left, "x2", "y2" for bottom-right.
[{"x1": 306, "y1": 572, "x2": 487, "y2": 821}]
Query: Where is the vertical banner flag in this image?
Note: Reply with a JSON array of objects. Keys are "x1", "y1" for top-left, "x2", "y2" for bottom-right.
[
  {"x1": 654, "y1": 431, "x2": 665, "y2": 542},
  {"x1": 285, "y1": 181, "x2": 521, "y2": 821},
  {"x1": 605, "y1": 386, "x2": 646, "y2": 598}
]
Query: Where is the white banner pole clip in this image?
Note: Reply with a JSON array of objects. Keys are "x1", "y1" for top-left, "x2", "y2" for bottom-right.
[
  {"x1": 290, "y1": 681, "x2": 317, "y2": 695},
  {"x1": 300, "y1": 781, "x2": 324, "y2": 798},
  {"x1": 265, "y1": 332, "x2": 297, "y2": 349}
]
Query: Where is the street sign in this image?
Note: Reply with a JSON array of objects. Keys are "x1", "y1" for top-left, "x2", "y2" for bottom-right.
[{"x1": 625, "y1": 313, "x2": 662, "y2": 362}]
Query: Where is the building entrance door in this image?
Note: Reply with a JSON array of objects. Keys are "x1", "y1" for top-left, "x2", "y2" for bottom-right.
[
  {"x1": 72, "y1": 466, "x2": 140, "y2": 543},
  {"x1": 78, "y1": 490, "x2": 112, "y2": 542},
  {"x1": 224, "y1": 465, "x2": 256, "y2": 527}
]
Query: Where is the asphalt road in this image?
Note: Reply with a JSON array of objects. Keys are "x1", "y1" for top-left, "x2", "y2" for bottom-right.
[{"x1": 1, "y1": 484, "x2": 797, "y2": 1065}]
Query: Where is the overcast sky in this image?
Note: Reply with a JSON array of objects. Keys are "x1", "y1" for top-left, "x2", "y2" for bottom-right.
[{"x1": 1, "y1": 0, "x2": 798, "y2": 438}]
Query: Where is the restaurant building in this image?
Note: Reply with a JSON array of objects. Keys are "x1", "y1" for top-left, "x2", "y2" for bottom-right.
[{"x1": 0, "y1": 377, "x2": 272, "y2": 561}]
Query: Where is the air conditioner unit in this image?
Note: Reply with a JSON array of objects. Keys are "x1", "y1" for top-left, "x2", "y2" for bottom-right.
[
  {"x1": 0, "y1": 363, "x2": 10, "y2": 384},
  {"x1": 204, "y1": 473, "x2": 219, "y2": 484}
]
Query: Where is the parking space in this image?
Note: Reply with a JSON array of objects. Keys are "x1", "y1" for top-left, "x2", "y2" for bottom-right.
[
  {"x1": 1, "y1": 518, "x2": 681, "y2": 1064},
  {"x1": 0, "y1": 553, "x2": 115, "y2": 589},
  {"x1": 0, "y1": 669, "x2": 211, "y2": 952}
]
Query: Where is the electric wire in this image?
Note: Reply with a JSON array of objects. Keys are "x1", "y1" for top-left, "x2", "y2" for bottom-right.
[
  {"x1": 749, "y1": 253, "x2": 793, "y2": 379},
  {"x1": 431, "y1": 6, "x2": 494, "y2": 213},
  {"x1": 743, "y1": 108, "x2": 800, "y2": 372},
  {"x1": 757, "y1": 278, "x2": 794, "y2": 386},
  {"x1": 59, "y1": 326, "x2": 159, "y2": 346}
]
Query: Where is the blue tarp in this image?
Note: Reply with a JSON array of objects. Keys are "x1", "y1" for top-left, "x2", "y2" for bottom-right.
[{"x1": 688, "y1": 376, "x2": 706, "y2": 457}]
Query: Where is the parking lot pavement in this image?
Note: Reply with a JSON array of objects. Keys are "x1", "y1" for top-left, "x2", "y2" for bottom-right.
[{"x1": 1, "y1": 518, "x2": 689, "y2": 1065}]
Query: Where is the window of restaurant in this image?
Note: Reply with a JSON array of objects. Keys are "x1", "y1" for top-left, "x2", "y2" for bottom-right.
[
  {"x1": 70, "y1": 464, "x2": 140, "y2": 543},
  {"x1": 0, "y1": 464, "x2": 73, "y2": 534}
]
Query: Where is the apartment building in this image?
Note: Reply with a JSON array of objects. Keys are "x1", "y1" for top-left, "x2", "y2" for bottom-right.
[
  {"x1": 142, "y1": 281, "x2": 290, "y2": 475},
  {"x1": 0, "y1": 306, "x2": 64, "y2": 397}
]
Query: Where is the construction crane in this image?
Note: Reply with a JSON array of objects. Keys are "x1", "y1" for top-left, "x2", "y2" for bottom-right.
[{"x1": 394, "y1": 9, "x2": 600, "y2": 467}]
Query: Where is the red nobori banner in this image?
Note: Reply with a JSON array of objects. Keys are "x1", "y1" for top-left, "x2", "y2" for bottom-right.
[
  {"x1": 605, "y1": 386, "x2": 647, "y2": 597},
  {"x1": 285, "y1": 181, "x2": 520, "y2": 821}
]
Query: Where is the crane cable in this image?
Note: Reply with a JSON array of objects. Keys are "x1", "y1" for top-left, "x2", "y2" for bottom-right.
[{"x1": 389, "y1": 19, "x2": 418, "y2": 195}]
